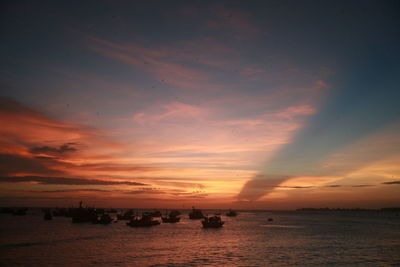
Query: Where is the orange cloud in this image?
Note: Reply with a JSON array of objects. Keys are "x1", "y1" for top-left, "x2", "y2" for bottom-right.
[{"x1": 0, "y1": 97, "x2": 142, "y2": 178}]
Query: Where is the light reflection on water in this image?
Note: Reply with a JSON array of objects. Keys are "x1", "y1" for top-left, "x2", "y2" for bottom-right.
[{"x1": 0, "y1": 210, "x2": 399, "y2": 266}]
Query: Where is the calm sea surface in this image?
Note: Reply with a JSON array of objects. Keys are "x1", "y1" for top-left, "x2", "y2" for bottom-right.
[{"x1": 1, "y1": 210, "x2": 399, "y2": 266}]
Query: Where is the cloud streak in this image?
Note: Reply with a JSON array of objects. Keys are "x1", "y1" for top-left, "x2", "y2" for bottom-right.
[
  {"x1": 382, "y1": 180, "x2": 400, "y2": 185},
  {"x1": 29, "y1": 143, "x2": 78, "y2": 155},
  {"x1": 0, "y1": 176, "x2": 147, "y2": 186}
]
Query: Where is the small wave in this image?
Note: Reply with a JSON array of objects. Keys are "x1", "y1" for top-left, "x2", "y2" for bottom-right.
[
  {"x1": 259, "y1": 224, "x2": 304, "y2": 228},
  {"x1": 0, "y1": 235, "x2": 107, "y2": 249},
  {"x1": 0, "y1": 241, "x2": 47, "y2": 249}
]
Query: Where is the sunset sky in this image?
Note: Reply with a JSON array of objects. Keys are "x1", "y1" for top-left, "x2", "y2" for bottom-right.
[{"x1": 1, "y1": 0, "x2": 399, "y2": 209}]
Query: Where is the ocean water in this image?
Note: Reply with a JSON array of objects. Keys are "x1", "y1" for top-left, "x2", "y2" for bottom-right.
[{"x1": 0, "y1": 210, "x2": 399, "y2": 266}]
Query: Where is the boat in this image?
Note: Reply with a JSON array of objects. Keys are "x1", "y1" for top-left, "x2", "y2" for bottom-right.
[
  {"x1": 71, "y1": 201, "x2": 98, "y2": 223},
  {"x1": 96, "y1": 213, "x2": 113, "y2": 224},
  {"x1": 143, "y1": 210, "x2": 162, "y2": 218},
  {"x1": 95, "y1": 208, "x2": 105, "y2": 215},
  {"x1": 189, "y1": 207, "x2": 205, "y2": 219},
  {"x1": 161, "y1": 210, "x2": 181, "y2": 223},
  {"x1": 169, "y1": 210, "x2": 181, "y2": 217},
  {"x1": 106, "y1": 208, "x2": 117, "y2": 213},
  {"x1": 202, "y1": 215, "x2": 224, "y2": 228},
  {"x1": 226, "y1": 209, "x2": 237, "y2": 217},
  {"x1": 44, "y1": 210, "x2": 52, "y2": 220},
  {"x1": 0, "y1": 207, "x2": 14, "y2": 214},
  {"x1": 126, "y1": 214, "x2": 160, "y2": 227},
  {"x1": 12, "y1": 208, "x2": 27, "y2": 216},
  {"x1": 52, "y1": 208, "x2": 67, "y2": 217},
  {"x1": 117, "y1": 209, "x2": 134, "y2": 220}
]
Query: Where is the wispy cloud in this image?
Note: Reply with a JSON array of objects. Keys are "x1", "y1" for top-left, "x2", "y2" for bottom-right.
[
  {"x1": 382, "y1": 180, "x2": 400, "y2": 185},
  {"x1": 29, "y1": 143, "x2": 78, "y2": 156},
  {"x1": 0, "y1": 176, "x2": 146, "y2": 186},
  {"x1": 89, "y1": 37, "x2": 212, "y2": 91},
  {"x1": 152, "y1": 180, "x2": 205, "y2": 190}
]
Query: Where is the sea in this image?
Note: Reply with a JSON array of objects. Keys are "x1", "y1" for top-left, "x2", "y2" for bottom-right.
[{"x1": 0, "y1": 209, "x2": 399, "y2": 266}]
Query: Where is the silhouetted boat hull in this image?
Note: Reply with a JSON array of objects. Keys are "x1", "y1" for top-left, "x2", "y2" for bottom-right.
[
  {"x1": 202, "y1": 216, "x2": 224, "y2": 228},
  {"x1": 44, "y1": 211, "x2": 52, "y2": 220},
  {"x1": 117, "y1": 209, "x2": 134, "y2": 220},
  {"x1": 93, "y1": 213, "x2": 113, "y2": 224},
  {"x1": 13, "y1": 208, "x2": 27, "y2": 215},
  {"x1": 189, "y1": 207, "x2": 204, "y2": 219},
  {"x1": 126, "y1": 215, "x2": 160, "y2": 227},
  {"x1": 71, "y1": 201, "x2": 98, "y2": 223},
  {"x1": 161, "y1": 216, "x2": 180, "y2": 223},
  {"x1": 226, "y1": 210, "x2": 237, "y2": 217},
  {"x1": 144, "y1": 210, "x2": 162, "y2": 217}
]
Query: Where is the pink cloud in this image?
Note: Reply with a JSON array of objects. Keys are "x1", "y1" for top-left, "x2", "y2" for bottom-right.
[
  {"x1": 275, "y1": 105, "x2": 317, "y2": 119},
  {"x1": 133, "y1": 102, "x2": 208, "y2": 124},
  {"x1": 240, "y1": 66, "x2": 266, "y2": 76},
  {"x1": 126, "y1": 95, "x2": 321, "y2": 179},
  {"x1": 89, "y1": 37, "x2": 212, "y2": 90}
]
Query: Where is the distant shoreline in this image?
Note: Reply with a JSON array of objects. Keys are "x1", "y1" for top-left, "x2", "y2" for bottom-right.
[{"x1": 296, "y1": 207, "x2": 400, "y2": 212}]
